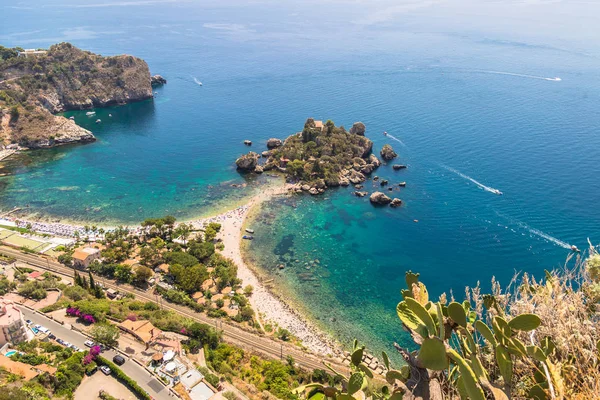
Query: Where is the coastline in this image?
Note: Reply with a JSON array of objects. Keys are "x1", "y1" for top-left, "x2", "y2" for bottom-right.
[
  {"x1": 198, "y1": 183, "x2": 341, "y2": 356},
  {"x1": 1, "y1": 179, "x2": 341, "y2": 356}
]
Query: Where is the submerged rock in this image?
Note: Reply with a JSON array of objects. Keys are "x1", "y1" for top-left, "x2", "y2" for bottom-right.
[
  {"x1": 392, "y1": 164, "x2": 407, "y2": 170},
  {"x1": 390, "y1": 198, "x2": 402, "y2": 208},
  {"x1": 370, "y1": 191, "x2": 392, "y2": 205}
]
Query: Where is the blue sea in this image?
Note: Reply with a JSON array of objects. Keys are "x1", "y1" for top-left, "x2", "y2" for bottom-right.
[{"x1": 2, "y1": 0, "x2": 600, "y2": 358}]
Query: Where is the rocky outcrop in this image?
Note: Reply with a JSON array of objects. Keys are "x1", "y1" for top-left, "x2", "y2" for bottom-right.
[
  {"x1": 254, "y1": 165, "x2": 264, "y2": 174},
  {"x1": 235, "y1": 152, "x2": 260, "y2": 171},
  {"x1": 349, "y1": 122, "x2": 366, "y2": 136},
  {"x1": 370, "y1": 191, "x2": 392, "y2": 205},
  {"x1": 151, "y1": 74, "x2": 167, "y2": 86},
  {"x1": 261, "y1": 150, "x2": 272, "y2": 157},
  {"x1": 266, "y1": 138, "x2": 283, "y2": 149},
  {"x1": 0, "y1": 42, "x2": 156, "y2": 148},
  {"x1": 369, "y1": 154, "x2": 381, "y2": 167},
  {"x1": 390, "y1": 198, "x2": 402, "y2": 208},
  {"x1": 380, "y1": 144, "x2": 397, "y2": 161},
  {"x1": 393, "y1": 164, "x2": 407, "y2": 170},
  {"x1": 347, "y1": 170, "x2": 366, "y2": 184},
  {"x1": 354, "y1": 191, "x2": 368, "y2": 197}
]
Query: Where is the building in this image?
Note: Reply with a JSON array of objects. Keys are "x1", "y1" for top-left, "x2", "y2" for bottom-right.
[
  {"x1": 119, "y1": 319, "x2": 162, "y2": 344},
  {"x1": 17, "y1": 49, "x2": 47, "y2": 57},
  {"x1": 0, "y1": 299, "x2": 30, "y2": 346},
  {"x1": 72, "y1": 247, "x2": 101, "y2": 269},
  {"x1": 0, "y1": 354, "x2": 56, "y2": 381},
  {"x1": 314, "y1": 120, "x2": 324, "y2": 131}
]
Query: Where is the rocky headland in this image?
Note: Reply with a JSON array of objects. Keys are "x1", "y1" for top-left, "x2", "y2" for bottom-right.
[{"x1": 0, "y1": 43, "x2": 159, "y2": 149}]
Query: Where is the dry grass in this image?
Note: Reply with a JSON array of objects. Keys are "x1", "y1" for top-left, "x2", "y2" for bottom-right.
[{"x1": 464, "y1": 243, "x2": 600, "y2": 399}]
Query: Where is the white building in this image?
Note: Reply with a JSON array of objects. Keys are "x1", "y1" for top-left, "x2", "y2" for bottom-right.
[{"x1": 0, "y1": 299, "x2": 31, "y2": 346}]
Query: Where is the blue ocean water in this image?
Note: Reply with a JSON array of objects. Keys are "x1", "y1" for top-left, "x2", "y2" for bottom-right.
[{"x1": 2, "y1": 0, "x2": 600, "y2": 357}]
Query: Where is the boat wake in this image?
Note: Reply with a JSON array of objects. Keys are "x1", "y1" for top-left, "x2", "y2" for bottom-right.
[
  {"x1": 192, "y1": 77, "x2": 203, "y2": 86},
  {"x1": 516, "y1": 220, "x2": 572, "y2": 249},
  {"x1": 476, "y1": 70, "x2": 561, "y2": 82},
  {"x1": 442, "y1": 165, "x2": 503, "y2": 195},
  {"x1": 385, "y1": 133, "x2": 407, "y2": 148}
]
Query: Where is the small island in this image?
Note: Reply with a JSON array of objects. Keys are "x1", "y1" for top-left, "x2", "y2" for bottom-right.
[
  {"x1": 237, "y1": 118, "x2": 381, "y2": 194},
  {"x1": 0, "y1": 43, "x2": 161, "y2": 149}
]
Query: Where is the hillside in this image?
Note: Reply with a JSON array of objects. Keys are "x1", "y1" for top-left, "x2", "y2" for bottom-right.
[{"x1": 0, "y1": 43, "x2": 154, "y2": 148}]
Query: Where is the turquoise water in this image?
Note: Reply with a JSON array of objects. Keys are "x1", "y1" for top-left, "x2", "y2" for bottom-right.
[{"x1": 2, "y1": 1, "x2": 600, "y2": 357}]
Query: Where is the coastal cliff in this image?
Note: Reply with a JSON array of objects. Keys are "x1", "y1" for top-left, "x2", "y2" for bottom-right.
[{"x1": 0, "y1": 43, "x2": 154, "y2": 148}]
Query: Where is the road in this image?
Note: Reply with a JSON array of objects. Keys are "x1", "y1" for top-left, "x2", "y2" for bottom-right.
[
  {"x1": 19, "y1": 307, "x2": 170, "y2": 400},
  {"x1": 2, "y1": 246, "x2": 346, "y2": 374}
]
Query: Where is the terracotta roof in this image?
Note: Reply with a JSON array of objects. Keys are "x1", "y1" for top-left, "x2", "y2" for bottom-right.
[
  {"x1": 157, "y1": 264, "x2": 169, "y2": 273},
  {"x1": 192, "y1": 291, "x2": 204, "y2": 300},
  {"x1": 35, "y1": 364, "x2": 57, "y2": 375},
  {"x1": 152, "y1": 352, "x2": 163, "y2": 361},
  {"x1": 119, "y1": 319, "x2": 162, "y2": 344},
  {"x1": 0, "y1": 354, "x2": 39, "y2": 381},
  {"x1": 28, "y1": 271, "x2": 43, "y2": 279},
  {"x1": 72, "y1": 250, "x2": 91, "y2": 261},
  {"x1": 314, "y1": 120, "x2": 324, "y2": 129}
]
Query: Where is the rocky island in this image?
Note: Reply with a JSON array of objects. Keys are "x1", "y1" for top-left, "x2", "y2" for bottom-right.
[
  {"x1": 0, "y1": 43, "x2": 159, "y2": 149},
  {"x1": 237, "y1": 118, "x2": 380, "y2": 194}
]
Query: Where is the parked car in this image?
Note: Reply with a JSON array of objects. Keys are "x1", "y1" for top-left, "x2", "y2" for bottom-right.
[
  {"x1": 63, "y1": 341, "x2": 72, "y2": 348},
  {"x1": 100, "y1": 366, "x2": 111, "y2": 375},
  {"x1": 25, "y1": 320, "x2": 32, "y2": 325},
  {"x1": 48, "y1": 334, "x2": 56, "y2": 340},
  {"x1": 84, "y1": 340, "x2": 95, "y2": 348},
  {"x1": 70, "y1": 345, "x2": 80, "y2": 351},
  {"x1": 113, "y1": 355, "x2": 126, "y2": 366},
  {"x1": 56, "y1": 338, "x2": 65, "y2": 345}
]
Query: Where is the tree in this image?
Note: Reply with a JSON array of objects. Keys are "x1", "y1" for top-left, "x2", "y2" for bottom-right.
[
  {"x1": 243, "y1": 285, "x2": 254, "y2": 296},
  {"x1": 170, "y1": 263, "x2": 209, "y2": 293},
  {"x1": 114, "y1": 264, "x2": 132, "y2": 283},
  {"x1": 187, "y1": 322, "x2": 220, "y2": 349},
  {"x1": 133, "y1": 265, "x2": 153, "y2": 286},
  {"x1": 188, "y1": 241, "x2": 215, "y2": 262},
  {"x1": 88, "y1": 271, "x2": 96, "y2": 290},
  {"x1": 63, "y1": 285, "x2": 88, "y2": 301},
  {"x1": 58, "y1": 253, "x2": 73, "y2": 268},
  {"x1": 90, "y1": 323, "x2": 120, "y2": 347}
]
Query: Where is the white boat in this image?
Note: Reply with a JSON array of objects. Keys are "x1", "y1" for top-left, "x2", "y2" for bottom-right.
[
  {"x1": 245, "y1": 228, "x2": 254, "y2": 234},
  {"x1": 86, "y1": 111, "x2": 96, "y2": 116},
  {"x1": 95, "y1": 119, "x2": 101, "y2": 124},
  {"x1": 491, "y1": 189, "x2": 503, "y2": 195}
]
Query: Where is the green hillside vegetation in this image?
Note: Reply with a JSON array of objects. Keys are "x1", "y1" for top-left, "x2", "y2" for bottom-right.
[{"x1": 266, "y1": 118, "x2": 375, "y2": 187}]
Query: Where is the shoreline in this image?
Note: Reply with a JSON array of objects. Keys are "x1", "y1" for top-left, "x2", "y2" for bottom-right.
[
  {"x1": 213, "y1": 184, "x2": 341, "y2": 356},
  {"x1": 1, "y1": 180, "x2": 342, "y2": 356}
]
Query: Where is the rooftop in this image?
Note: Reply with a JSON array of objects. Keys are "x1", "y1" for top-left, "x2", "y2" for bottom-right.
[
  {"x1": 0, "y1": 354, "x2": 38, "y2": 380},
  {"x1": 0, "y1": 298, "x2": 24, "y2": 326},
  {"x1": 119, "y1": 319, "x2": 162, "y2": 343}
]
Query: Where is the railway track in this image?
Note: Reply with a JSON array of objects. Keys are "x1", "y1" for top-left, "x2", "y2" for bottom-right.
[{"x1": 2, "y1": 246, "x2": 346, "y2": 373}]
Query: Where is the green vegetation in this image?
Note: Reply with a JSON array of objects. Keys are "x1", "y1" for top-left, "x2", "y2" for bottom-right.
[
  {"x1": 90, "y1": 323, "x2": 120, "y2": 347},
  {"x1": 266, "y1": 119, "x2": 374, "y2": 186},
  {"x1": 206, "y1": 343, "x2": 319, "y2": 400},
  {"x1": 17, "y1": 273, "x2": 61, "y2": 299},
  {"x1": 298, "y1": 245, "x2": 600, "y2": 400}
]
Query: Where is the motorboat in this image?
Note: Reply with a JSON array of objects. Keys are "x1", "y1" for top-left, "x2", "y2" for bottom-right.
[
  {"x1": 490, "y1": 189, "x2": 503, "y2": 195},
  {"x1": 95, "y1": 119, "x2": 101, "y2": 124},
  {"x1": 245, "y1": 228, "x2": 254, "y2": 234},
  {"x1": 383, "y1": 131, "x2": 388, "y2": 136},
  {"x1": 86, "y1": 111, "x2": 96, "y2": 116},
  {"x1": 571, "y1": 245, "x2": 580, "y2": 252},
  {"x1": 242, "y1": 235, "x2": 254, "y2": 240}
]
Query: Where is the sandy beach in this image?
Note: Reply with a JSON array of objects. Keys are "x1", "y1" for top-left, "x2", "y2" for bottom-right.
[
  {"x1": 2, "y1": 182, "x2": 340, "y2": 356},
  {"x1": 192, "y1": 184, "x2": 340, "y2": 356}
]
